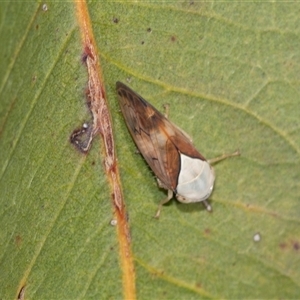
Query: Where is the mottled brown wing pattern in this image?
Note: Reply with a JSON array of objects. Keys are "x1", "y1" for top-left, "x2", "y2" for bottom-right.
[
  {"x1": 117, "y1": 82, "x2": 175, "y2": 188},
  {"x1": 116, "y1": 81, "x2": 205, "y2": 191}
]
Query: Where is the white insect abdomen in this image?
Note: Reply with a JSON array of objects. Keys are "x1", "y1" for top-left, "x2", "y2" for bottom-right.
[{"x1": 176, "y1": 153, "x2": 215, "y2": 203}]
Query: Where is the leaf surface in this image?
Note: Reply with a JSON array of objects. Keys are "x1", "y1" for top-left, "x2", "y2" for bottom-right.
[{"x1": 0, "y1": 1, "x2": 299, "y2": 299}]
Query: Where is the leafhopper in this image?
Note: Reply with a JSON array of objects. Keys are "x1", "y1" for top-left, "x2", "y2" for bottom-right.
[{"x1": 116, "y1": 82, "x2": 239, "y2": 218}]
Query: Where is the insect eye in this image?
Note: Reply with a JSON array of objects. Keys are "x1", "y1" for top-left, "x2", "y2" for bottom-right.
[{"x1": 176, "y1": 194, "x2": 189, "y2": 203}]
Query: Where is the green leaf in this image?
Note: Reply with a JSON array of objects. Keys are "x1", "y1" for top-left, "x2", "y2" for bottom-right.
[{"x1": 1, "y1": 1, "x2": 299, "y2": 299}]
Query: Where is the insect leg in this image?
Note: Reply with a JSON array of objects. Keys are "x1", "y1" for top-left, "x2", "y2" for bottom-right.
[
  {"x1": 202, "y1": 200, "x2": 212, "y2": 212},
  {"x1": 208, "y1": 150, "x2": 240, "y2": 165},
  {"x1": 163, "y1": 103, "x2": 170, "y2": 118},
  {"x1": 154, "y1": 189, "x2": 173, "y2": 219}
]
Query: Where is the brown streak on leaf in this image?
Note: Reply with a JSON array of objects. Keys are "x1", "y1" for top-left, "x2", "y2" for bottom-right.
[
  {"x1": 75, "y1": 1, "x2": 136, "y2": 299},
  {"x1": 0, "y1": 97, "x2": 17, "y2": 138},
  {"x1": 83, "y1": 44, "x2": 95, "y2": 61}
]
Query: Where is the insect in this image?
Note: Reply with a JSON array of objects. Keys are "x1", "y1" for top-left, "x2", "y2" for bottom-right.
[{"x1": 116, "y1": 81, "x2": 239, "y2": 218}]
